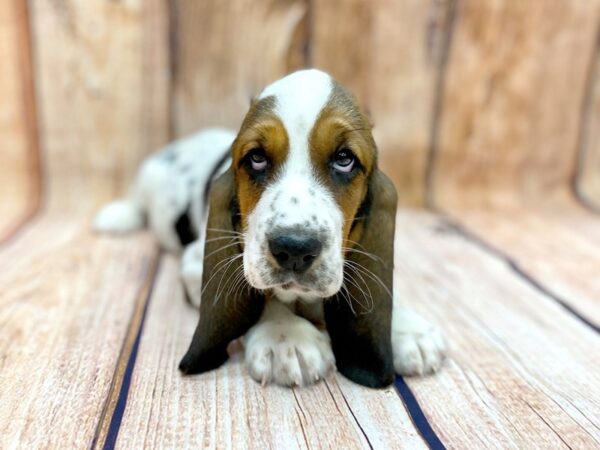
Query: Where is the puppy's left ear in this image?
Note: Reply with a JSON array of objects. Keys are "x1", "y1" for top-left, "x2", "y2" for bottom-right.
[
  {"x1": 179, "y1": 168, "x2": 265, "y2": 375},
  {"x1": 324, "y1": 169, "x2": 397, "y2": 388}
]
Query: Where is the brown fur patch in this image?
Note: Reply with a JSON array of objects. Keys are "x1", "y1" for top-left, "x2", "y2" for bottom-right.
[
  {"x1": 231, "y1": 96, "x2": 289, "y2": 229},
  {"x1": 309, "y1": 81, "x2": 377, "y2": 246}
]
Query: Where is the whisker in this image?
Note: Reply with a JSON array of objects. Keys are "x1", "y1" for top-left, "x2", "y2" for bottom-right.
[
  {"x1": 206, "y1": 228, "x2": 245, "y2": 236},
  {"x1": 339, "y1": 284, "x2": 357, "y2": 316},
  {"x1": 344, "y1": 238, "x2": 371, "y2": 252},
  {"x1": 201, "y1": 253, "x2": 243, "y2": 297},
  {"x1": 230, "y1": 267, "x2": 250, "y2": 304},
  {"x1": 341, "y1": 246, "x2": 382, "y2": 262},
  {"x1": 203, "y1": 241, "x2": 243, "y2": 260},
  {"x1": 344, "y1": 216, "x2": 367, "y2": 223},
  {"x1": 344, "y1": 272, "x2": 373, "y2": 313},
  {"x1": 344, "y1": 260, "x2": 392, "y2": 298},
  {"x1": 204, "y1": 236, "x2": 243, "y2": 244},
  {"x1": 345, "y1": 264, "x2": 373, "y2": 309},
  {"x1": 218, "y1": 265, "x2": 245, "y2": 307},
  {"x1": 213, "y1": 256, "x2": 245, "y2": 305},
  {"x1": 224, "y1": 266, "x2": 246, "y2": 300}
]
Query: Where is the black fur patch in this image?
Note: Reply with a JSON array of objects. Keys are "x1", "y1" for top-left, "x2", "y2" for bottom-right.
[
  {"x1": 202, "y1": 149, "x2": 233, "y2": 205},
  {"x1": 174, "y1": 204, "x2": 197, "y2": 246},
  {"x1": 351, "y1": 178, "x2": 373, "y2": 232}
]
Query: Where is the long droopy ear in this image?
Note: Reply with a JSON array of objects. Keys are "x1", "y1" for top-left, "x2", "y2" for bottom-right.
[
  {"x1": 179, "y1": 168, "x2": 265, "y2": 375},
  {"x1": 324, "y1": 169, "x2": 398, "y2": 388}
]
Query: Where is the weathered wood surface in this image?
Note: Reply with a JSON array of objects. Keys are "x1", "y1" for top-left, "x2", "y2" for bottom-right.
[
  {"x1": 114, "y1": 256, "x2": 426, "y2": 449},
  {"x1": 29, "y1": 0, "x2": 170, "y2": 210},
  {"x1": 430, "y1": 0, "x2": 600, "y2": 208},
  {"x1": 433, "y1": 206, "x2": 600, "y2": 326},
  {"x1": 0, "y1": 0, "x2": 40, "y2": 242},
  {"x1": 171, "y1": 0, "x2": 308, "y2": 137},
  {"x1": 396, "y1": 211, "x2": 600, "y2": 448},
  {"x1": 0, "y1": 220, "x2": 159, "y2": 449},
  {"x1": 426, "y1": 0, "x2": 600, "y2": 330}
]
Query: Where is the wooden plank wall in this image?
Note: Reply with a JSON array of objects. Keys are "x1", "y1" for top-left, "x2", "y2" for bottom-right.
[
  {"x1": 29, "y1": 0, "x2": 171, "y2": 211},
  {"x1": 0, "y1": 0, "x2": 40, "y2": 242},
  {"x1": 429, "y1": 1, "x2": 600, "y2": 209},
  {"x1": 2, "y1": 0, "x2": 597, "y2": 211}
]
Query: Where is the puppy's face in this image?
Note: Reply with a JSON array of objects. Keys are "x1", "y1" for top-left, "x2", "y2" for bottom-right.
[{"x1": 232, "y1": 70, "x2": 376, "y2": 302}]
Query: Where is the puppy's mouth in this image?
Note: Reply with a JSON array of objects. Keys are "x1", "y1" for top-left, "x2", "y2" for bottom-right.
[{"x1": 280, "y1": 281, "x2": 311, "y2": 293}]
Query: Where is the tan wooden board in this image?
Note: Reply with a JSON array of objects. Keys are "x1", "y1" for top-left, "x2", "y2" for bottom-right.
[
  {"x1": 430, "y1": 0, "x2": 600, "y2": 208},
  {"x1": 0, "y1": 217, "x2": 159, "y2": 448},
  {"x1": 311, "y1": 0, "x2": 453, "y2": 206},
  {"x1": 171, "y1": 0, "x2": 308, "y2": 137},
  {"x1": 396, "y1": 211, "x2": 600, "y2": 448},
  {"x1": 29, "y1": 0, "x2": 170, "y2": 210},
  {"x1": 0, "y1": 0, "x2": 40, "y2": 242},
  {"x1": 114, "y1": 255, "x2": 427, "y2": 449},
  {"x1": 434, "y1": 203, "x2": 600, "y2": 326}
]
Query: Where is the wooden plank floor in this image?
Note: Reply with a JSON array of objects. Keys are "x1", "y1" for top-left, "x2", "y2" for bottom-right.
[{"x1": 1, "y1": 209, "x2": 599, "y2": 449}]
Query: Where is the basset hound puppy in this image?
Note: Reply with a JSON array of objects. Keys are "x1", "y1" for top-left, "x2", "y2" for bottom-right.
[{"x1": 96, "y1": 69, "x2": 446, "y2": 388}]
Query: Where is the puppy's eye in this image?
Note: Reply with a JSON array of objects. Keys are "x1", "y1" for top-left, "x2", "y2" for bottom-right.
[
  {"x1": 249, "y1": 149, "x2": 267, "y2": 171},
  {"x1": 332, "y1": 148, "x2": 355, "y2": 173}
]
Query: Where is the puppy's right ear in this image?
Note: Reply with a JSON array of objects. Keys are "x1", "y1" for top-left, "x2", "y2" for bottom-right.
[{"x1": 179, "y1": 168, "x2": 265, "y2": 375}]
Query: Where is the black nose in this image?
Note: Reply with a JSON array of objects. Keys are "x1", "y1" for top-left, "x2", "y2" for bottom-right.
[{"x1": 268, "y1": 234, "x2": 323, "y2": 272}]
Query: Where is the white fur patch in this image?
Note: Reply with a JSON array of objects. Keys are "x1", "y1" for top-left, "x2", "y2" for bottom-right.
[
  {"x1": 244, "y1": 299, "x2": 335, "y2": 386},
  {"x1": 180, "y1": 238, "x2": 205, "y2": 308},
  {"x1": 392, "y1": 305, "x2": 446, "y2": 376},
  {"x1": 245, "y1": 69, "x2": 345, "y2": 301},
  {"x1": 94, "y1": 128, "x2": 235, "y2": 252},
  {"x1": 94, "y1": 200, "x2": 144, "y2": 234}
]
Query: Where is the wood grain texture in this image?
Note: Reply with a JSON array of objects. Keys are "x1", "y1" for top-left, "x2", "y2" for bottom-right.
[
  {"x1": 311, "y1": 0, "x2": 453, "y2": 206},
  {"x1": 430, "y1": 0, "x2": 600, "y2": 208},
  {"x1": 436, "y1": 205, "x2": 600, "y2": 326},
  {"x1": 116, "y1": 256, "x2": 427, "y2": 450},
  {"x1": 171, "y1": 0, "x2": 308, "y2": 137},
  {"x1": 0, "y1": 219, "x2": 159, "y2": 449},
  {"x1": 577, "y1": 44, "x2": 600, "y2": 210},
  {"x1": 396, "y1": 211, "x2": 600, "y2": 448},
  {"x1": 0, "y1": 0, "x2": 40, "y2": 241},
  {"x1": 426, "y1": 0, "x2": 600, "y2": 332},
  {"x1": 29, "y1": 0, "x2": 170, "y2": 210}
]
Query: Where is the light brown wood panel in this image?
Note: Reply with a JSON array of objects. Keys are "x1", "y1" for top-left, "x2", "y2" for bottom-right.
[
  {"x1": 578, "y1": 48, "x2": 600, "y2": 210},
  {"x1": 0, "y1": 218, "x2": 159, "y2": 449},
  {"x1": 311, "y1": 0, "x2": 453, "y2": 206},
  {"x1": 29, "y1": 0, "x2": 170, "y2": 211},
  {"x1": 116, "y1": 256, "x2": 426, "y2": 449},
  {"x1": 430, "y1": 0, "x2": 600, "y2": 209},
  {"x1": 0, "y1": 0, "x2": 40, "y2": 241},
  {"x1": 395, "y1": 211, "x2": 600, "y2": 448},
  {"x1": 437, "y1": 205, "x2": 600, "y2": 325},
  {"x1": 172, "y1": 0, "x2": 308, "y2": 137}
]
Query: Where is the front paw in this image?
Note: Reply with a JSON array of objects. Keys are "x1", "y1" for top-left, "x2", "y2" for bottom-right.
[
  {"x1": 392, "y1": 306, "x2": 446, "y2": 376},
  {"x1": 244, "y1": 317, "x2": 335, "y2": 386}
]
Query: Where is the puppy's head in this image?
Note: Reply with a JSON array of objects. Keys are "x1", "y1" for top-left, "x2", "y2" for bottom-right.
[{"x1": 231, "y1": 70, "x2": 376, "y2": 302}]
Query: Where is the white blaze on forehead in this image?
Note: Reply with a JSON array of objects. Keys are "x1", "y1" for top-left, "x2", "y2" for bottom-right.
[{"x1": 258, "y1": 69, "x2": 333, "y2": 167}]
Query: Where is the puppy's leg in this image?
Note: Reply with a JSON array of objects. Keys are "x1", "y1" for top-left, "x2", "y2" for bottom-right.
[
  {"x1": 392, "y1": 304, "x2": 446, "y2": 376},
  {"x1": 245, "y1": 299, "x2": 335, "y2": 386},
  {"x1": 180, "y1": 239, "x2": 204, "y2": 308}
]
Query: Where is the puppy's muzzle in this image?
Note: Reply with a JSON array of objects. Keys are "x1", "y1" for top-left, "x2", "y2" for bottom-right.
[{"x1": 268, "y1": 233, "x2": 323, "y2": 273}]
